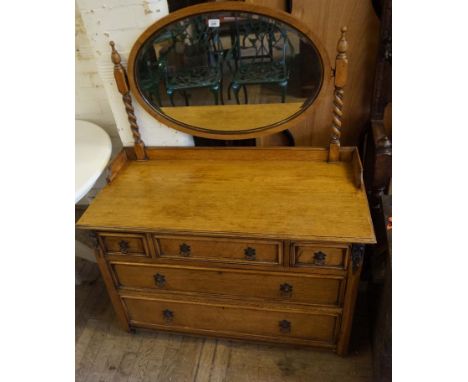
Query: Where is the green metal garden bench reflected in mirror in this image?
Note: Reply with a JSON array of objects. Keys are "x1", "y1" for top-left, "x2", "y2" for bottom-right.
[
  {"x1": 228, "y1": 15, "x2": 293, "y2": 104},
  {"x1": 157, "y1": 16, "x2": 225, "y2": 106}
]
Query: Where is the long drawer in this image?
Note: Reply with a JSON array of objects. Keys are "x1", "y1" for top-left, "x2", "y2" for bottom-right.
[
  {"x1": 153, "y1": 235, "x2": 282, "y2": 266},
  {"x1": 111, "y1": 262, "x2": 345, "y2": 306},
  {"x1": 122, "y1": 294, "x2": 340, "y2": 346}
]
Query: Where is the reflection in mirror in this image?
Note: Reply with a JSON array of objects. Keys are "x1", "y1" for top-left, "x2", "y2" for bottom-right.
[{"x1": 135, "y1": 11, "x2": 324, "y2": 132}]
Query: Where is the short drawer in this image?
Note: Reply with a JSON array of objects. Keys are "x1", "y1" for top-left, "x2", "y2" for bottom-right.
[
  {"x1": 111, "y1": 263, "x2": 344, "y2": 306},
  {"x1": 98, "y1": 233, "x2": 150, "y2": 257},
  {"x1": 122, "y1": 295, "x2": 340, "y2": 345},
  {"x1": 291, "y1": 243, "x2": 348, "y2": 270},
  {"x1": 153, "y1": 235, "x2": 282, "y2": 266}
]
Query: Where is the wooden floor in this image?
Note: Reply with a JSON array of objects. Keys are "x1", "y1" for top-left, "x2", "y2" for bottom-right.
[{"x1": 76, "y1": 258, "x2": 373, "y2": 382}]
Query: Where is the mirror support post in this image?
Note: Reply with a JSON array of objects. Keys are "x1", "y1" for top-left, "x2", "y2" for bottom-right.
[
  {"x1": 328, "y1": 27, "x2": 348, "y2": 162},
  {"x1": 110, "y1": 41, "x2": 147, "y2": 161}
]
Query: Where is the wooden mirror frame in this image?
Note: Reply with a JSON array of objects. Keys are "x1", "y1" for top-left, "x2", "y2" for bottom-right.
[
  {"x1": 110, "y1": 1, "x2": 348, "y2": 162},
  {"x1": 126, "y1": 1, "x2": 333, "y2": 140}
]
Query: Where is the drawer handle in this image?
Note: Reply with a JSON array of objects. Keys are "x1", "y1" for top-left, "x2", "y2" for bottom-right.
[
  {"x1": 162, "y1": 309, "x2": 174, "y2": 323},
  {"x1": 153, "y1": 273, "x2": 166, "y2": 288},
  {"x1": 313, "y1": 251, "x2": 327, "y2": 265},
  {"x1": 279, "y1": 320, "x2": 291, "y2": 333},
  {"x1": 279, "y1": 283, "x2": 293, "y2": 297},
  {"x1": 179, "y1": 243, "x2": 191, "y2": 257},
  {"x1": 119, "y1": 240, "x2": 129, "y2": 254},
  {"x1": 244, "y1": 247, "x2": 256, "y2": 261}
]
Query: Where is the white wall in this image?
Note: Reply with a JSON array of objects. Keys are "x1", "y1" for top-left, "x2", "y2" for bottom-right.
[
  {"x1": 75, "y1": 0, "x2": 194, "y2": 147},
  {"x1": 75, "y1": 4, "x2": 120, "y2": 141},
  {"x1": 75, "y1": 0, "x2": 194, "y2": 205}
]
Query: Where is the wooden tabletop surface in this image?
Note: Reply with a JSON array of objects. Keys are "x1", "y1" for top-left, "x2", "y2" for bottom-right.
[{"x1": 77, "y1": 157, "x2": 375, "y2": 243}]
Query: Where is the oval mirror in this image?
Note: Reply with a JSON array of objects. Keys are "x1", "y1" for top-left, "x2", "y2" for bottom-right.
[{"x1": 128, "y1": 3, "x2": 330, "y2": 139}]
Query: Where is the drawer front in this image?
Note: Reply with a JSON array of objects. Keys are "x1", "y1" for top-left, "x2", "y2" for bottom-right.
[
  {"x1": 122, "y1": 295, "x2": 340, "y2": 344},
  {"x1": 98, "y1": 233, "x2": 150, "y2": 257},
  {"x1": 154, "y1": 235, "x2": 282, "y2": 266},
  {"x1": 112, "y1": 263, "x2": 344, "y2": 306},
  {"x1": 291, "y1": 243, "x2": 348, "y2": 270}
]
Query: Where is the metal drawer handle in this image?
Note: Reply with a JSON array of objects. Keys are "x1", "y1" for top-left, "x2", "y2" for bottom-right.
[
  {"x1": 279, "y1": 283, "x2": 293, "y2": 297},
  {"x1": 119, "y1": 240, "x2": 129, "y2": 254},
  {"x1": 163, "y1": 309, "x2": 174, "y2": 323},
  {"x1": 244, "y1": 247, "x2": 256, "y2": 261},
  {"x1": 279, "y1": 320, "x2": 291, "y2": 333},
  {"x1": 313, "y1": 251, "x2": 327, "y2": 265},
  {"x1": 153, "y1": 273, "x2": 166, "y2": 288},
  {"x1": 179, "y1": 243, "x2": 191, "y2": 257}
]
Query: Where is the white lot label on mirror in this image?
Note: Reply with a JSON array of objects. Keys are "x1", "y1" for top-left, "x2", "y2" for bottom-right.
[{"x1": 208, "y1": 19, "x2": 220, "y2": 27}]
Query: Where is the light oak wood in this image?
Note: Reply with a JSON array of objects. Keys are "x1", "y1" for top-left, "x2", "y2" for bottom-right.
[
  {"x1": 121, "y1": 294, "x2": 340, "y2": 347},
  {"x1": 75, "y1": 257, "x2": 374, "y2": 380},
  {"x1": 154, "y1": 235, "x2": 282, "y2": 266},
  {"x1": 106, "y1": 148, "x2": 128, "y2": 184},
  {"x1": 98, "y1": 232, "x2": 151, "y2": 258},
  {"x1": 77, "y1": 150, "x2": 374, "y2": 243},
  {"x1": 110, "y1": 41, "x2": 147, "y2": 160},
  {"x1": 291, "y1": 243, "x2": 348, "y2": 270},
  {"x1": 111, "y1": 262, "x2": 345, "y2": 306},
  {"x1": 287, "y1": 0, "x2": 379, "y2": 147},
  {"x1": 77, "y1": 1, "x2": 377, "y2": 357},
  {"x1": 329, "y1": 26, "x2": 349, "y2": 161},
  {"x1": 93, "y1": 246, "x2": 130, "y2": 332},
  {"x1": 160, "y1": 103, "x2": 304, "y2": 139}
]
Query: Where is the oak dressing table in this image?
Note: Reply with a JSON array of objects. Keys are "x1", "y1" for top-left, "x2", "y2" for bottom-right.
[{"x1": 77, "y1": 2, "x2": 375, "y2": 355}]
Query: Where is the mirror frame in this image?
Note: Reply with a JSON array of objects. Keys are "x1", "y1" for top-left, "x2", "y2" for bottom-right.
[{"x1": 127, "y1": 1, "x2": 332, "y2": 140}]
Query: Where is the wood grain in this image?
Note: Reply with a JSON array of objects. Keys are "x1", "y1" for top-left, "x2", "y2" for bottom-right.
[
  {"x1": 111, "y1": 261, "x2": 345, "y2": 306},
  {"x1": 106, "y1": 149, "x2": 128, "y2": 184},
  {"x1": 75, "y1": 258, "x2": 375, "y2": 379},
  {"x1": 77, "y1": 154, "x2": 375, "y2": 243},
  {"x1": 285, "y1": 0, "x2": 379, "y2": 146},
  {"x1": 159, "y1": 102, "x2": 304, "y2": 138},
  {"x1": 154, "y1": 235, "x2": 282, "y2": 266},
  {"x1": 122, "y1": 293, "x2": 340, "y2": 346}
]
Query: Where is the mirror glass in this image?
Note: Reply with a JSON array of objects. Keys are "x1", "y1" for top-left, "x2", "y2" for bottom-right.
[{"x1": 134, "y1": 11, "x2": 324, "y2": 133}]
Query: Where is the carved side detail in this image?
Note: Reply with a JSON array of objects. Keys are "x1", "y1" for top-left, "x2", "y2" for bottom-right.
[
  {"x1": 351, "y1": 244, "x2": 365, "y2": 273},
  {"x1": 110, "y1": 41, "x2": 147, "y2": 161},
  {"x1": 329, "y1": 27, "x2": 348, "y2": 162}
]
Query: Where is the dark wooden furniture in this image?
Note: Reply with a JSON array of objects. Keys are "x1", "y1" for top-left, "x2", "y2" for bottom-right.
[
  {"x1": 361, "y1": 0, "x2": 392, "y2": 377},
  {"x1": 363, "y1": 0, "x2": 392, "y2": 211},
  {"x1": 76, "y1": 2, "x2": 375, "y2": 356}
]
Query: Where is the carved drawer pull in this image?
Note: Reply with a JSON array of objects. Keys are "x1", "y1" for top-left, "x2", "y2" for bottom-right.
[
  {"x1": 279, "y1": 320, "x2": 291, "y2": 333},
  {"x1": 179, "y1": 243, "x2": 191, "y2": 257},
  {"x1": 153, "y1": 273, "x2": 166, "y2": 288},
  {"x1": 162, "y1": 309, "x2": 174, "y2": 323},
  {"x1": 313, "y1": 251, "x2": 327, "y2": 265},
  {"x1": 119, "y1": 240, "x2": 130, "y2": 254},
  {"x1": 244, "y1": 247, "x2": 256, "y2": 261},
  {"x1": 279, "y1": 283, "x2": 293, "y2": 297}
]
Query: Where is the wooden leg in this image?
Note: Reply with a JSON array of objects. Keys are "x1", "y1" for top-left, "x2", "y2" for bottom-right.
[
  {"x1": 337, "y1": 244, "x2": 365, "y2": 355},
  {"x1": 94, "y1": 247, "x2": 130, "y2": 332},
  {"x1": 243, "y1": 85, "x2": 248, "y2": 104}
]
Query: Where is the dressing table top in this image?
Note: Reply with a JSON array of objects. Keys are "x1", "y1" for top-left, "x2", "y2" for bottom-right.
[{"x1": 77, "y1": 148, "x2": 375, "y2": 243}]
